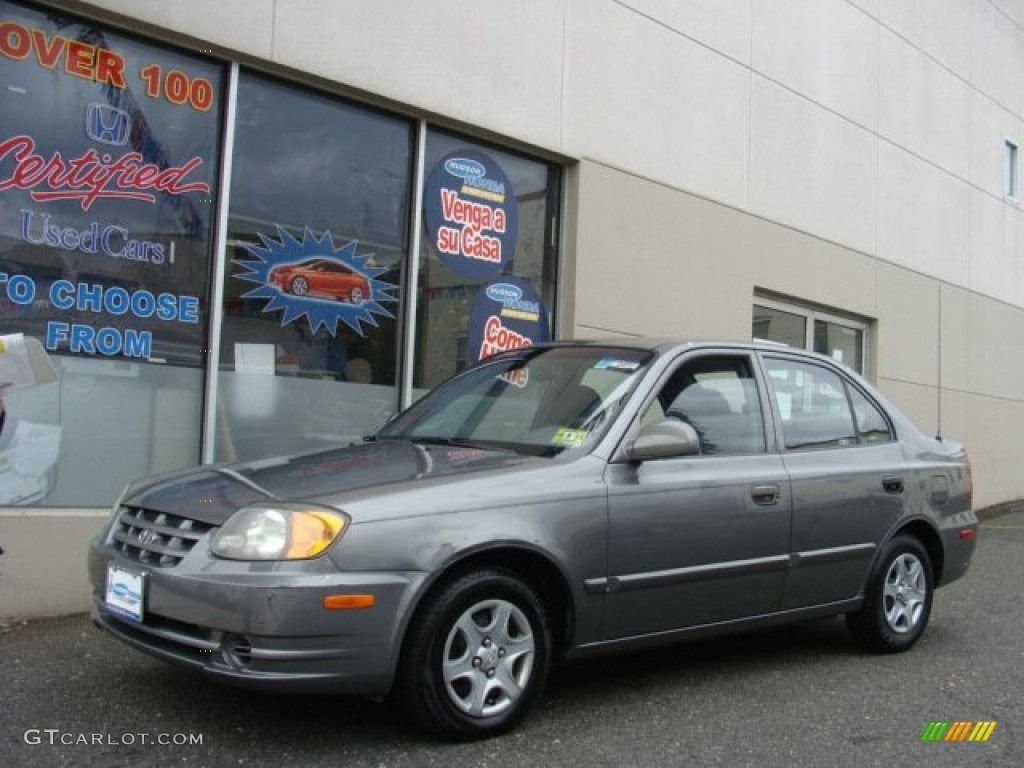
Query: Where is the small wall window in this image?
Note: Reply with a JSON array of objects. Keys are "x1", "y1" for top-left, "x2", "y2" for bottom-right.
[
  {"x1": 752, "y1": 297, "x2": 869, "y2": 375},
  {"x1": 1007, "y1": 139, "x2": 1020, "y2": 201}
]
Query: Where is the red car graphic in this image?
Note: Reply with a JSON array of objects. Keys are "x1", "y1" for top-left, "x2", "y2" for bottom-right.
[{"x1": 269, "y1": 258, "x2": 370, "y2": 304}]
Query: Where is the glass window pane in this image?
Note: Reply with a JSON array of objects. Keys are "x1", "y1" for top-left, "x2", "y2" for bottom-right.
[
  {"x1": 656, "y1": 355, "x2": 766, "y2": 455},
  {"x1": 765, "y1": 358, "x2": 856, "y2": 450},
  {"x1": 848, "y1": 385, "x2": 893, "y2": 444},
  {"x1": 0, "y1": 2, "x2": 222, "y2": 504},
  {"x1": 814, "y1": 320, "x2": 863, "y2": 373},
  {"x1": 414, "y1": 130, "x2": 560, "y2": 392},
  {"x1": 752, "y1": 305, "x2": 806, "y2": 349},
  {"x1": 214, "y1": 72, "x2": 412, "y2": 462}
]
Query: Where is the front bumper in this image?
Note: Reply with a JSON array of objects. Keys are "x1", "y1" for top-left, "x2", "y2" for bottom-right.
[{"x1": 88, "y1": 541, "x2": 427, "y2": 695}]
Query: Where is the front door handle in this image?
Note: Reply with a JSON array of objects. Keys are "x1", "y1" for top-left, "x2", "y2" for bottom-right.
[
  {"x1": 751, "y1": 484, "x2": 780, "y2": 506},
  {"x1": 882, "y1": 476, "x2": 904, "y2": 494}
]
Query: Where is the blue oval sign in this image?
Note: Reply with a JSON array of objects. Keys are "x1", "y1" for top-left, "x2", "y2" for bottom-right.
[
  {"x1": 424, "y1": 150, "x2": 518, "y2": 279},
  {"x1": 444, "y1": 158, "x2": 486, "y2": 181},
  {"x1": 486, "y1": 283, "x2": 523, "y2": 304}
]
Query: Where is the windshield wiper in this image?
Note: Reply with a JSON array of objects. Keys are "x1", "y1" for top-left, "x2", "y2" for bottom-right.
[{"x1": 406, "y1": 436, "x2": 483, "y2": 448}]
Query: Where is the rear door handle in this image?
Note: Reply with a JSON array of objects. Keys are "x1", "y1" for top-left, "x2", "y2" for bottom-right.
[
  {"x1": 882, "y1": 476, "x2": 904, "y2": 494},
  {"x1": 751, "y1": 484, "x2": 780, "y2": 506}
]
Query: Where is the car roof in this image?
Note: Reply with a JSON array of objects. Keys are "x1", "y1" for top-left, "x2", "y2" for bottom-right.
[{"x1": 528, "y1": 338, "x2": 795, "y2": 355}]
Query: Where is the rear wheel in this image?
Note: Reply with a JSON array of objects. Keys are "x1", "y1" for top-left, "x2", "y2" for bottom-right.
[
  {"x1": 349, "y1": 286, "x2": 364, "y2": 304},
  {"x1": 847, "y1": 534, "x2": 933, "y2": 653},
  {"x1": 396, "y1": 568, "x2": 551, "y2": 740}
]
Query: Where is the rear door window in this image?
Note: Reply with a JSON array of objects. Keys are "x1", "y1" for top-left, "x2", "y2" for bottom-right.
[{"x1": 763, "y1": 357, "x2": 857, "y2": 450}]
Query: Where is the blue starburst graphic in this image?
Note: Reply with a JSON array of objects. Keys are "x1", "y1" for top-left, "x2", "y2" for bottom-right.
[{"x1": 232, "y1": 227, "x2": 398, "y2": 336}]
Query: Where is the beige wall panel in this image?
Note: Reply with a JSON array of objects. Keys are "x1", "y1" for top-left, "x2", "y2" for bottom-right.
[
  {"x1": 562, "y1": 0, "x2": 750, "y2": 210},
  {"x1": 941, "y1": 389, "x2": 1024, "y2": 508},
  {"x1": 615, "y1": 0, "x2": 752, "y2": 64},
  {"x1": 969, "y1": 0, "x2": 1024, "y2": 117},
  {"x1": 968, "y1": 189, "x2": 1023, "y2": 305},
  {"x1": 749, "y1": 77, "x2": 877, "y2": 255},
  {"x1": 877, "y1": 143, "x2": 970, "y2": 284},
  {"x1": 81, "y1": 0, "x2": 275, "y2": 58},
  {"x1": 938, "y1": 283, "x2": 972, "y2": 393},
  {"x1": 877, "y1": 377, "x2": 939, "y2": 441},
  {"x1": 572, "y1": 163, "x2": 752, "y2": 339},
  {"x1": 271, "y1": 0, "x2": 567, "y2": 151},
  {"x1": 751, "y1": 0, "x2": 878, "y2": 129},
  {"x1": 969, "y1": 90, "x2": 1024, "y2": 199},
  {"x1": 878, "y1": 0, "x2": 970, "y2": 77},
  {"x1": 878, "y1": 29, "x2": 970, "y2": 179},
  {"x1": 0, "y1": 512, "x2": 107, "y2": 618},
  {"x1": 743, "y1": 217, "x2": 878, "y2": 320},
  {"x1": 873, "y1": 261, "x2": 940, "y2": 387},
  {"x1": 964, "y1": 292, "x2": 1024, "y2": 400}
]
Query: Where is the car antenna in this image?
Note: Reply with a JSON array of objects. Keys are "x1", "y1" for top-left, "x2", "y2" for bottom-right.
[{"x1": 936, "y1": 284, "x2": 943, "y2": 442}]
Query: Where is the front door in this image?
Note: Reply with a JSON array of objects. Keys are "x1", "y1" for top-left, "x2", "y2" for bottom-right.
[{"x1": 602, "y1": 352, "x2": 792, "y2": 639}]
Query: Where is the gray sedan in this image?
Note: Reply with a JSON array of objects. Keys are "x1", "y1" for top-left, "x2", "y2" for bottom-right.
[{"x1": 88, "y1": 340, "x2": 977, "y2": 740}]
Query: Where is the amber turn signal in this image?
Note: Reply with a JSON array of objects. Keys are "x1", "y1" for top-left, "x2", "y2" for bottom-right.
[{"x1": 322, "y1": 594, "x2": 376, "y2": 610}]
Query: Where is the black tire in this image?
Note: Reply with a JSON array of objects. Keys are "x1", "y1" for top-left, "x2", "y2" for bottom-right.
[
  {"x1": 290, "y1": 276, "x2": 308, "y2": 295},
  {"x1": 847, "y1": 534, "x2": 933, "y2": 653},
  {"x1": 349, "y1": 286, "x2": 364, "y2": 304},
  {"x1": 396, "y1": 568, "x2": 551, "y2": 741}
]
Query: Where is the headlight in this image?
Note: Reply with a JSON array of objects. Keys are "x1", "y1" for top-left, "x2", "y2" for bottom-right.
[{"x1": 210, "y1": 504, "x2": 349, "y2": 560}]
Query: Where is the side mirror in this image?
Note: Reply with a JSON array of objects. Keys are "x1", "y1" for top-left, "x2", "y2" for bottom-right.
[{"x1": 626, "y1": 418, "x2": 700, "y2": 462}]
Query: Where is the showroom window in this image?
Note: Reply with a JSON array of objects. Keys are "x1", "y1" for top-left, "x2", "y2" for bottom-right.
[
  {"x1": 0, "y1": 1, "x2": 223, "y2": 504},
  {"x1": 0, "y1": 2, "x2": 563, "y2": 503},
  {"x1": 413, "y1": 130, "x2": 560, "y2": 393},
  {"x1": 752, "y1": 298, "x2": 867, "y2": 375},
  {"x1": 212, "y1": 71, "x2": 413, "y2": 462}
]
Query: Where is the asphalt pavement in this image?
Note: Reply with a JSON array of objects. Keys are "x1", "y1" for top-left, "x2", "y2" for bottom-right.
[{"x1": 1, "y1": 507, "x2": 1021, "y2": 768}]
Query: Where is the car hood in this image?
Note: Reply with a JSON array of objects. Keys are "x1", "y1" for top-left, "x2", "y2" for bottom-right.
[{"x1": 122, "y1": 441, "x2": 542, "y2": 525}]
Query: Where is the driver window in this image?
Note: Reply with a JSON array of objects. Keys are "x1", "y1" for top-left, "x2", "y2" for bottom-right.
[{"x1": 642, "y1": 355, "x2": 766, "y2": 455}]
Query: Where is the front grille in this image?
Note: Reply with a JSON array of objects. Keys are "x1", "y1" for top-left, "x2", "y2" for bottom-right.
[{"x1": 111, "y1": 506, "x2": 213, "y2": 567}]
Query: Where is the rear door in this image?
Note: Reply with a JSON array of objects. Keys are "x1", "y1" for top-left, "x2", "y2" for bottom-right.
[{"x1": 760, "y1": 354, "x2": 905, "y2": 609}]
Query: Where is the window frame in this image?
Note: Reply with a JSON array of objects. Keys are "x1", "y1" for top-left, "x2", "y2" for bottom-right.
[
  {"x1": 1006, "y1": 138, "x2": 1020, "y2": 202},
  {"x1": 759, "y1": 353, "x2": 894, "y2": 453}
]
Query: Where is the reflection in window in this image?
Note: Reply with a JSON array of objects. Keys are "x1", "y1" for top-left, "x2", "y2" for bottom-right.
[
  {"x1": 214, "y1": 72, "x2": 413, "y2": 462},
  {"x1": 814, "y1": 320, "x2": 862, "y2": 371},
  {"x1": 752, "y1": 305, "x2": 806, "y2": 349},
  {"x1": 765, "y1": 358, "x2": 857, "y2": 450},
  {"x1": 848, "y1": 385, "x2": 893, "y2": 444}
]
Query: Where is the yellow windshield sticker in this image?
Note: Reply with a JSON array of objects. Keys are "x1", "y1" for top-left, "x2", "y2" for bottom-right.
[{"x1": 552, "y1": 428, "x2": 586, "y2": 447}]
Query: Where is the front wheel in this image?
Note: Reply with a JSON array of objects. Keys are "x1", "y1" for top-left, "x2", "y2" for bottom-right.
[
  {"x1": 289, "y1": 276, "x2": 309, "y2": 296},
  {"x1": 396, "y1": 568, "x2": 551, "y2": 741},
  {"x1": 847, "y1": 534, "x2": 933, "y2": 653}
]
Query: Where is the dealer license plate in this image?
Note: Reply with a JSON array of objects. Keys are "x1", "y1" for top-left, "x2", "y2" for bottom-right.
[{"x1": 105, "y1": 565, "x2": 146, "y2": 623}]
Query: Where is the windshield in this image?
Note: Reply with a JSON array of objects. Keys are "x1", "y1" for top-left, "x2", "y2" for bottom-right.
[{"x1": 378, "y1": 346, "x2": 654, "y2": 456}]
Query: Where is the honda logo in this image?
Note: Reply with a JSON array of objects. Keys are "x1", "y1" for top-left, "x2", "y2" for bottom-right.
[{"x1": 85, "y1": 103, "x2": 131, "y2": 146}]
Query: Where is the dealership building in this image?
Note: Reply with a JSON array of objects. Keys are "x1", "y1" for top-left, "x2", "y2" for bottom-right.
[{"x1": 1, "y1": 0, "x2": 1022, "y2": 616}]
